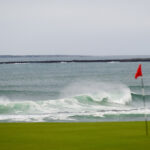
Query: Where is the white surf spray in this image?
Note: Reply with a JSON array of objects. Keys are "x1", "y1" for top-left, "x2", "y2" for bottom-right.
[
  {"x1": 0, "y1": 81, "x2": 148, "y2": 122},
  {"x1": 60, "y1": 81, "x2": 132, "y2": 105}
]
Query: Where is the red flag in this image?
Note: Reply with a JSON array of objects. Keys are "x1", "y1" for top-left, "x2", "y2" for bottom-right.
[{"x1": 135, "y1": 64, "x2": 143, "y2": 79}]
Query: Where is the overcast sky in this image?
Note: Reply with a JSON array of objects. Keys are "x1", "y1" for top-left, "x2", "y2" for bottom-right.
[{"x1": 0, "y1": 0, "x2": 150, "y2": 55}]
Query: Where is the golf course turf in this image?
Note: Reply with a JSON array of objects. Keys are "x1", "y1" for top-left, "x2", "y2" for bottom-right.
[{"x1": 0, "y1": 121, "x2": 150, "y2": 150}]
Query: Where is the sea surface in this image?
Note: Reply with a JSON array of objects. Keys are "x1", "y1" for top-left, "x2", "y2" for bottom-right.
[{"x1": 0, "y1": 55, "x2": 150, "y2": 122}]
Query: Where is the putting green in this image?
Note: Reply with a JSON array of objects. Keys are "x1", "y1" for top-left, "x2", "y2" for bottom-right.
[{"x1": 0, "y1": 122, "x2": 150, "y2": 150}]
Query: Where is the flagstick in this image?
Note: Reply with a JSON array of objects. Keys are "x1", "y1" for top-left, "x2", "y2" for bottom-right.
[{"x1": 141, "y1": 76, "x2": 148, "y2": 136}]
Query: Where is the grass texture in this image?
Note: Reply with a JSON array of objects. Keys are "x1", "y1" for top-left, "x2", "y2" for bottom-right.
[{"x1": 0, "y1": 122, "x2": 150, "y2": 150}]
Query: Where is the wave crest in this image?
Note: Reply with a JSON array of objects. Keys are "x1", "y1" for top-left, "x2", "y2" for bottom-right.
[{"x1": 0, "y1": 82, "x2": 136, "y2": 122}]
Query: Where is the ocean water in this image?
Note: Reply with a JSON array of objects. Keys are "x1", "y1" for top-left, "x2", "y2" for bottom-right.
[{"x1": 0, "y1": 55, "x2": 150, "y2": 122}]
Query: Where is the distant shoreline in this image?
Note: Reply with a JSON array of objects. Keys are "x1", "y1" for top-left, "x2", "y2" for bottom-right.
[{"x1": 0, "y1": 58, "x2": 150, "y2": 64}]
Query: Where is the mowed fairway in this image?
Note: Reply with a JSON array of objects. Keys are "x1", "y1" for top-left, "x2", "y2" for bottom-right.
[{"x1": 0, "y1": 122, "x2": 150, "y2": 150}]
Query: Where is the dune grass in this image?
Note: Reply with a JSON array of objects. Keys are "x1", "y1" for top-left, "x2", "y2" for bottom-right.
[{"x1": 0, "y1": 121, "x2": 150, "y2": 150}]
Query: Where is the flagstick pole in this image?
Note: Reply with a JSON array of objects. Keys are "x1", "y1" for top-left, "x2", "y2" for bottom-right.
[{"x1": 141, "y1": 76, "x2": 148, "y2": 136}]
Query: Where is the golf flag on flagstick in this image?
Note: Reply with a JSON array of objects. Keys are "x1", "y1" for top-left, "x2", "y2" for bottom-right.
[
  {"x1": 134, "y1": 64, "x2": 148, "y2": 136},
  {"x1": 135, "y1": 64, "x2": 143, "y2": 79}
]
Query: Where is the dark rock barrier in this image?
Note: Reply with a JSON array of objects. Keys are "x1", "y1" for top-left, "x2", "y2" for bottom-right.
[{"x1": 0, "y1": 58, "x2": 150, "y2": 64}]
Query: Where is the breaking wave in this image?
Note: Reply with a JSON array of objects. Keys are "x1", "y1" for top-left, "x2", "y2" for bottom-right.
[{"x1": 0, "y1": 83, "x2": 149, "y2": 122}]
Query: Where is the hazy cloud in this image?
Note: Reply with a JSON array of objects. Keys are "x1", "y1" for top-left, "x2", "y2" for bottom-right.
[{"x1": 0, "y1": 0, "x2": 150, "y2": 55}]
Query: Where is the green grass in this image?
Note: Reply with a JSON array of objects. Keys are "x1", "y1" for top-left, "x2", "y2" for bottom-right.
[{"x1": 0, "y1": 122, "x2": 150, "y2": 150}]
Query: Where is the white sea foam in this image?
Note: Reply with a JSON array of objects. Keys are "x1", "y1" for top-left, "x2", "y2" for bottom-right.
[
  {"x1": 0, "y1": 82, "x2": 148, "y2": 122},
  {"x1": 60, "y1": 81, "x2": 132, "y2": 104}
]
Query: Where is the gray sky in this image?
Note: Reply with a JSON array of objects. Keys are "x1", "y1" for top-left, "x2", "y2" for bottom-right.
[{"x1": 0, "y1": 0, "x2": 150, "y2": 55}]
